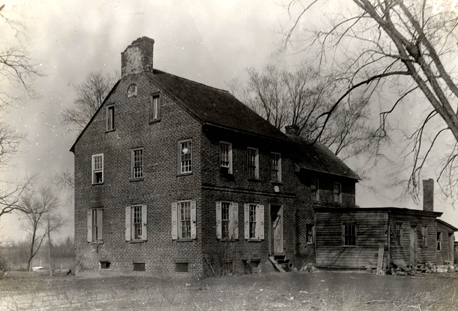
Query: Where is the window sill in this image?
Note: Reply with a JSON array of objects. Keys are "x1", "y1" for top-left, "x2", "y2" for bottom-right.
[
  {"x1": 129, "y1": 178, "x2": 144, "y2": 182},
  {"x1": 92, "y1": 183, "x2": 104, "y2": 186},
  {"x1": 177, "y1": 172, "x2": 193, "y2": 177},
  {"x1": 149, "y1": 118, "x2": 161, "y2": 124},
  {"x1": 247, "y1": 239, "x2": 262, "y2": 242},
  {"x1": 271, "y1": 181, "x2": 283, "y2": 185},
  {"x1": 128, "y1": 240, "x2": 147, "y2": 244},
  {"x1": 248, "y1": 178, "x2": 261, "y2": 182},
  {"x1": 175, "y1": 239, "x2": 194, "y2": 242},
  {"x1": 218, "y1": 238, "x2": 238, "y2": 242},
  {"x1": 105, "y1": 129, "x2": 115, "y2": 133},
  {"x1": 89, "y1": 241, "x2": 104, "y2": 244},
  {"x1": 342, "y1": 245, "x2": 357, "y2": 248}
]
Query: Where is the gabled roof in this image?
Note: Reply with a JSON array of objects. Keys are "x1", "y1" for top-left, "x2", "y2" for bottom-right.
[
  {"x1": 437, "y1": 219, "x2": 458, "y2": 231},
  {"x1": 145, "y1": 70, "x2": 289, "y2": 141},
  {"x1": 70, "y1": 69, "x2": 359, "y2": 181},
  {"x1": 290, "y1": 136, "x2": 360, "y2": 180}
]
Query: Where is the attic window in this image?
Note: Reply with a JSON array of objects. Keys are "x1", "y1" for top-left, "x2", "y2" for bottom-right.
[{"x1": 128, "y1": 84, "x2": 138, "y2": 97}]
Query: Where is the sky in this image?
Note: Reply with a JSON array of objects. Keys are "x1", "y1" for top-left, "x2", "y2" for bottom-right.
[{"x1": 0, "y1": 0, "x2": 457, "y2": 242}]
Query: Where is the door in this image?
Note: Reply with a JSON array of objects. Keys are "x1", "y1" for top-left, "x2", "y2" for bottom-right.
[
  {"x1": 271, "y1": 205, "x2": 283, "y2": 254},
  {"x1": 410, "y1": 226, "x2": 417, "y2": 264},
  {"x1": 449, "y1": 233, "x2": 454, "y2": 263}
]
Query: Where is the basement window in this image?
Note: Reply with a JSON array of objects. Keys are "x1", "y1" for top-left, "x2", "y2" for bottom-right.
[
  {"x1": 100, "y1": 261, "x2": 111, "y2": 269},
  {"x1": 175, "y1": 262, "x2": 189, "y2": 273},
  {"x1": 133, "y1": 262, "x2": 146, "y2": 271}
]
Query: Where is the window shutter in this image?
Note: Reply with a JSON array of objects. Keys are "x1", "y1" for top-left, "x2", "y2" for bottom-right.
[
  {"x1": 244, "y1": 204, "x2": 249, "y2": 239},
  {"x1": 171, "y1": 202, "x2": 178, "y2": 240},
  {"x1": 87, "y1": 210, "x2": 92, "y2": 242},
  {"x1": 142, "y1": 205, "x2": 147, "y2": 241},
  {"x1": 191, "y1": 200, "x2": 197, "y2": 239},
  {"x1": 125, "y1": 207, "x2": 131, "y2": 241},
  {"x1": 256, "y1": 205, "x2": 264, "y2": 240},
  {"x1": 232, "y1": 202, "x2": 239, "y2": 240},
  {"x1": 216, "y1": 202, "x2": 222, "y2": 239},
  {"x1": 97, "y1": 209, "x2": 103, "y2": 242}
]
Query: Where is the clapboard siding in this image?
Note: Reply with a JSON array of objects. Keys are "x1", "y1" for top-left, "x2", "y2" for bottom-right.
[
  {"x1": 315, "y1": 211, "x2": 387, "y2": 267},
  {"x1": 315, "y1": 208, "x2": 443, "y2": 268}
]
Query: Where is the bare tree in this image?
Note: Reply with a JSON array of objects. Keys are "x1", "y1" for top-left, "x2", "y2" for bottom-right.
[
  {"x1": 229, "y1": 64, "x2": 375, "y2": 160},
  {"x1": 61, "y1": 71, "x2": 118, "y2": 131},
  {"x1": 20, "y1": 186, "x2": 61, "y2": 272},
  {"x1": 0, "y1": 4, "x2": 40, "y2": 219},
  {"x1": 285, "y1": 0, "x2": 458, "y2": 197}
]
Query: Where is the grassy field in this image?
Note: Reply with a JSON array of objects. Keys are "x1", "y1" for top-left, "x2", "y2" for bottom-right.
[{"x1": 0, "y1": 270, "x2": 457, "y2": 310}]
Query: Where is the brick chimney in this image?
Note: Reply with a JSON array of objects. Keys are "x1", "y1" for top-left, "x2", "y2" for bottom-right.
[
  {"x1": 121, "y1": 37, "x2": 155, "y2": 78},
  {"x1": 285, "y1": 125, "x2": 300, "y2": 137},
  {"x1": 423, "y1": 178, "x2": 434, "y2": 212}
]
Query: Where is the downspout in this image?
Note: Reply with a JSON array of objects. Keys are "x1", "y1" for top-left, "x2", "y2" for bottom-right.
[{"x1": 386, "y1": 213, "x2": 391, "y2": 271}]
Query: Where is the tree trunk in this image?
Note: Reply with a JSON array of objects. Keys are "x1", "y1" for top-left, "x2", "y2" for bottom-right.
[{"x1": 47, "y1": 218, "x2": 53, "y2": 276}]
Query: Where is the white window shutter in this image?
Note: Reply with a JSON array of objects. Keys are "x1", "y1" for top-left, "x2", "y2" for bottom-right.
[
  {"x1": 191, "y1": 200, "x2": 197, "y2": 239},
  {"x1": 216, "y1": 202, "x2": 222, "y2": 239},
  {"x1": 142, "y1": 205, "x2": 147, "y2": 241},
  {"x1": 125, "y1": 206, "x2": 131, "y2": 241},
  {"x1": 232, "y1": 202, "x2": 239, "y2": 240},
  {"x1": 244, "y1": 204, "x2": 249, "y2": 239},
  {"x1": 97, "y1": 209, "x2": 103, "y2": 242},
  {"x1": 87, "y1": 210, "x2": 92, "y2": 242},
  {"x1": 171, "y1": 202, "x2": 178, "y2": 240},
  {"x1": 256, "y1": 205, "x2": 265, "y2": 240}
]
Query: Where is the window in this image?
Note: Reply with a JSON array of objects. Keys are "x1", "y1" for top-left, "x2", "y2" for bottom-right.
[
  {"x1": 247, "y1": 148, "x2": 259, "y2": 179},
  {"x1": 127, "y1": 84, "x2": 137, "y2": 97},
  {"x1": 395, "y1": 223, "x2": 402, "y2": 246},
  {"x1": 333, "y1": 183, "x2": 342, "y2": 204},
  {"x1": 422, "y1": 226, "x2": 428, "y2": 247},
  {"x1": 100, "y1": 261, "x2": 110, "y2": 269},
  {"x1": 216, "y1": 201, "x2": 239, "y2": 240},
  {"x1": 125, "y1": 205, "x2": 147, "y2": 242},
  {"x1": 92, "y1": 154, "x2": 104, "y2": 184},
  {"x1": 131, "y1": 148, "x2": 143, "y2": 179},
  {"x1": 133, "y1": 262, "x2": 145, "y2": 271},
  {"x1": 175, "y1": 262, "x2": 189, "y2": 272},
  {"x1": 87, "y1": 208, "x2": 103, "y2": 243},
  {"x1": 106, "y1": 106, "x2": 115, "y2": 131},
  {"x1": 171, "y1": 201, "x2": 197, "y2": 240},
  {"x1": 220, "y1": 142, "x2": 233, "y2": 174},
  {"x1": 306, "y1": 224, "x2": 314, "y2": 244},
  {"x1": 149, "y1": 94, "x2": 160, "y2": 122},
  {"x1": 311, "y1": 179, "x2": 319, "y2": 201},
  {"x1": 343, "y1": 224, "x2": 356, "y2": 246},
  {"x1": 178, "y1": 140, "x2": 192, "y2": 174},
  {"x1": 244, "y1": 204, "x2": 264, "y2": 240},
  {"x1": 271, "y1": 153, "x2": 281, "y2": 182},
  {"x1": 437, "y1": 232, "x2": 442, "y2": 250}
]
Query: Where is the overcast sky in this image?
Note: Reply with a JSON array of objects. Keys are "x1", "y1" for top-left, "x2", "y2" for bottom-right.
[{"x1": 0, "y1": 0, "x2": 456, "y2": 242}]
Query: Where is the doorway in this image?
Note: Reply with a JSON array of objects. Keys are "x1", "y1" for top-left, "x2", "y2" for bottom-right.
[{"x1": 270, "y1": 205, "x2": 283, "y2": 255}]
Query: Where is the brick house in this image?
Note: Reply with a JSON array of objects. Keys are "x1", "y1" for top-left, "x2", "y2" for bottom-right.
[{"x1": 70, "y1": 37, "x2": 359, "y2": 276}]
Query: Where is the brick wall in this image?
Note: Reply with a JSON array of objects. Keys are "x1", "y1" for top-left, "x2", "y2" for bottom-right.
[{"x1": 74, "y1": 73, "x2": 204, "y2": 276}]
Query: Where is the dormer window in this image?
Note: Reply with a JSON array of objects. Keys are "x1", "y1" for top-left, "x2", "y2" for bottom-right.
[{"x1": 127, "y1": 84, "x2": 138, "y2": 97}]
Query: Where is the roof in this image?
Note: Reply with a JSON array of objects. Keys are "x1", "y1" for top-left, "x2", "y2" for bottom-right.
[
  {"x1": 437, "y1": 219, "x2": 458, "y2": 231},
  {"x1": 70, "y1": 69, "x2": 359, "y2": 181},
  {"x1": 147, "y1": 69, "x2": 289, "y2": 142},
  {"x1": 290, "y1": 136, "x2": 360, "y2": 180},
  {"x1": 314, "y1": 206, "x2": 442, "y2": 218}
]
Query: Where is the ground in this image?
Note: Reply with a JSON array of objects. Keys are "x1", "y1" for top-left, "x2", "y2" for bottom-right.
[{"x1": 0, "y1": 271, "x2": 457, "y2": 310}]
